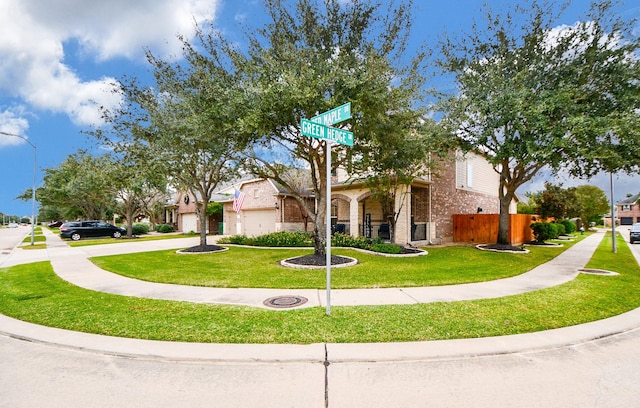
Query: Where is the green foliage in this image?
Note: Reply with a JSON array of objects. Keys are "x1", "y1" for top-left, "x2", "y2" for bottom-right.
[
  {"x1": 530, "y1": 222, "x2": 558, "y2": 243},
  {"x1": 575, "y1": 185, "x2": 610, "y2": 228},
  {"x1": 4, "y1": 233, "x2": 640, "y2": 344},
  {"x1": 132, "y1": 223, "x2": 151, "y2": 235},
  {"x1": 535, "y1": 183, "x2": 580, "y2": 220},
  {"x1": 439, "y1": 1, "x2": 640, "y2": 244},
  {"x1": 36, "y1": 151, "x2": 117, "y2": 221},
  {"x1": 517, "y1": 202, "x2": 536, "y2": 214},
  {"x1": 218, "y1": 231, "x2": 406, "y2": 254},
  {"x1": 370, "y1": 243, "x2": 402, "y2": 254},
  {"x1": 155, "y1": 224, "x2": 175, "y2": 233},
  {"x1": 331, "y1": 233, "x2": 374, "y2": 250},
  {"x1": 206, "y1": 202, "x2": 224, "y2": 217},
  {"x1": 559, "y1": 219, "x2": 577, "y2": 234},
  {"x1": 554, "y1": 223, "x2": 566, "y2": 236},
  {"x1": 218, "y1": 231, "x2": 313, "y2": 247}
]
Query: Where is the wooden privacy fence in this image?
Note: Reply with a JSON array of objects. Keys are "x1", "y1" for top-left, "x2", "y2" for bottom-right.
[{"x1": 453, "y1": 214, "x2": 536, "y2": 245}]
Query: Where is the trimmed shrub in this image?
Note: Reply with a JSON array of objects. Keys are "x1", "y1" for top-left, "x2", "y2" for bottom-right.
[
  {"x1": 220, "y1": 231, "x2": 407, "y2": 254},
  {"x1": 370, "y1": 243, "x2": 402, "y2": 254},
  {"x1": 219, "y1": 231, "x2": 312, "y2": 247},
  {"x1": 253, "y1": 231, "x2": 313, "y2": 247},
  {"x1": 155, "y1": 224, "x2": 175, "y2": 233},
  {"x1": 332, "y1": 233, "x2": 373, "y2": 250},
  {"x1": 530, "y1": 222, "x2": 558, "y2": 243},
  {"x1": 132, "y1": 223, "x2": 150, "y2": 235},
  {"x1": 554, "y1": 223, "x2": 566, "y2": 236},
  {"x1": 218, "y1": 234, "x2": 252, "y2": 245},
  {"x1": 559, "y1": 219, "x2": 577, "y2": 234}
]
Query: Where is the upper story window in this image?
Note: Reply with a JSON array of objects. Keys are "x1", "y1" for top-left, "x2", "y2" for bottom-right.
[
  {"x1": 623, "y1": 204, "x2": 631, "y2": 211},
  {"x1": 456, "y1": 153, "x2": 473, "y2": 189}
]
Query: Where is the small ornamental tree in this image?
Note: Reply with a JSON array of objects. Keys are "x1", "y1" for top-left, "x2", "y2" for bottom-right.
[{"x1": 530, "y1": 222, "x2": 558, "y2": 243}]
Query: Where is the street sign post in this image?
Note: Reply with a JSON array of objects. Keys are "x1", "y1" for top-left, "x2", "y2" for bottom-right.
[{"x1": 300, "y1": 103, "x2": 354, "y2": 316}]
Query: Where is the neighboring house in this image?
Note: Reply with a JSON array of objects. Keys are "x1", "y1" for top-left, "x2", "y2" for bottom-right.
[
  {"x1": 167, "y1": 150, "x2": 509, "y2": 245},
  {"x1": 164, "y1": 189, "x2": 226, "y2": 234},
  {"x1": 220, "y1": 178, "x2": 315, "y2": 237},
  {"x1": 615, "y1": 193, "x2": 640, "y2": 225}
]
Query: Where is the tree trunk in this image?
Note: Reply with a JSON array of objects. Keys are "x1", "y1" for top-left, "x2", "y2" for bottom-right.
[
  {"x1": 497, "y1": 189, "x2": 515, "y2": 245},
  {"x1": 126, "y1": 205, "x2": 135, "y2": 238},
  {"x1": 313, "y1": 198, "x2": 326, "y2": 257},
  {"x1": 195, "y1": 203, "x2": 207, "y2": 247}
]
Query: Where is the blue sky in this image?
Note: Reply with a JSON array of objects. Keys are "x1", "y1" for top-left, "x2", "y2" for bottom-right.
[{"x1": 1, "y1": 0, "x2": 639, "y2": 218}]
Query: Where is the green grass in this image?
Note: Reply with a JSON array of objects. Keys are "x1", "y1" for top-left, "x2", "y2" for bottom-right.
[
  {"x1": 21, "y1": 235, "x2": 46, "y2": 243},
  {"x1": 67, "y1": 232, "x2": 198, "y2": 247},
  {"x1": 19, "y1": 244, "x2": 47, "y2": 250},
  {"x1": 1, "y1": 233, "x2": 639, "y2": 343},
  {"x1": 91, "y1": 240, "x2": 580, "y2": 289}
]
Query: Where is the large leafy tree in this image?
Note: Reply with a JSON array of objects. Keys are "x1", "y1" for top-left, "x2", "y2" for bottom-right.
[
  {"x1": 438, "y1": 0, "x2": 640, "y2": 245},
  {"x1": 214, "y1": 0, "x2": 431, "y2": 255},
  {"x1": 364, "y1": 119, "x2": 450, "y2": 244},
  {"x1": 575, "y1": 184, "x2": 610, "y2": 226},
  {"x1": 535, "y1": 182, "x2": 580, "y2": 220},
  {"x1": 34, "y1": 151, "x2": 117, "y2": 221},
  {"x1": 108, "y1": 150, "x2": 167, "y2": 238},
  {"x1": 93, "y1": 45, "x2": 244, "y2": 247}
]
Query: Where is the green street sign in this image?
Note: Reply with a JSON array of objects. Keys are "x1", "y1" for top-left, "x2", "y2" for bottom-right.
[
  {"x1": 310, "y1": 102, "x2": 351, "y2": 126},
  {"x1": 301, "y1": 118, "x2": 354, "y2": 146}
]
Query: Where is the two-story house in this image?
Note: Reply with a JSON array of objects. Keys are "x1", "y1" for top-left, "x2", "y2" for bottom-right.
[{"x1": 616, "y1": 193, "x2": 640, "y2": 225}]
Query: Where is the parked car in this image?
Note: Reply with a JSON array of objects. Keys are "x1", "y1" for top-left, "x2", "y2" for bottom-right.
[
  {"x1": 7, "y1": 222, "x2": 19, "y2": 228},
  {"x1": 59, "y1": 221, "x2": 126, "y2": 241},
  {"x1": 48, "y1": 221, "x2": 63, "y2": 228},
  {"x1": 630, "y1": 223, "x2": 640, "y2": 244}
]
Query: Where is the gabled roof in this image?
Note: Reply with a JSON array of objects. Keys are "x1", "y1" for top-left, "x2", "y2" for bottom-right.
[{"x1": 617, "y1": 193, "x2": 640, "y2": 205}]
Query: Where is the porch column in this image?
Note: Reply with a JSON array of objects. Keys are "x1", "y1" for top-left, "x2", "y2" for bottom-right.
[
  {"x1": 395, "y1": 186, "x2": 410, "y2": 245},
  {"x1": 349, "y1": 198, "x2": 359, "y2": 237}
]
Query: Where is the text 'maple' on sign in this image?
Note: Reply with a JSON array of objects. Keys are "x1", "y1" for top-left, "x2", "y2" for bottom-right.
[{"x1": 310, "y1": 102, "x2": 351, "y2": 126}]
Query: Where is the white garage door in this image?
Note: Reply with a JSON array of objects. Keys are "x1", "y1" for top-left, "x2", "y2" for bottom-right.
[
  {"x1": 181, "y1": 214, "x2": 198, "y2": 233},
  {"x1": 243, "y1": 210, "x2": 276, "y2": 237}
]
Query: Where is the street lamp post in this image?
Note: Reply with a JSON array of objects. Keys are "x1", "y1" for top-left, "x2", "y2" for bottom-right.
[{"x1": 0, "y1": 131, "x2": 37, "y2": 245}]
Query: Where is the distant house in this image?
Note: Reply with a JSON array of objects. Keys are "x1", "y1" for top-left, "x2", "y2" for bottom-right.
[
  {"x1": 220, "y1": 178, "x2": 315, "y2": 237},
  {"x1": 163, "y1": 189, "x2": 227, "y2": 234},
  {"x1": 166, "y1": 150, "x2": 510, "y2": 244},
  {"x1": 615, "y1": 193, "x2": 640, "y2": 225}
]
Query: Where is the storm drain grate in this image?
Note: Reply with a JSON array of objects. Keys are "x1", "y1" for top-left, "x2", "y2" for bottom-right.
[{"x1": 263, "y1": 296, "x2": 308, "y2": 309}]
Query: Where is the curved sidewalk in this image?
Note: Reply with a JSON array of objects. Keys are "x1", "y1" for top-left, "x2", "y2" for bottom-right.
[
  {"x1": 41, "y1": 228, "x2": 610, "y2": 309},
  {"x1": 2, "y1": 228, "x2": 640, "y2": 363}
]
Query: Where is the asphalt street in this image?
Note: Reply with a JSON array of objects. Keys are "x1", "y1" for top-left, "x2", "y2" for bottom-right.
[{"x1": 1, "y1": 225, "x2": 640, "y2": 407}]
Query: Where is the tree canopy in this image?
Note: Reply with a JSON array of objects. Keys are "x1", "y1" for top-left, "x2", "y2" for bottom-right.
[
  {"x1": 438, "y1": 0, "x2": 640, "y2": 245},
  {"x1": 187, "y1": 0, "x2": 434, "y2": 254}
]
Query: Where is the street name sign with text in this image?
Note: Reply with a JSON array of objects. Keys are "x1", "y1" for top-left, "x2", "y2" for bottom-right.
[
  {"x1": 300, "y1": 118, "x2": 354, "y2": 146},
  {"x1": 310, "y1": 102, "x2": 351, "y2": 126}
]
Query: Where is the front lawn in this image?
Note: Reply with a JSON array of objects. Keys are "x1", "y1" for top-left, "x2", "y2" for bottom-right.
[
  {"x1": 91, "y1": 240, "x2": 579, "y2": 289},
  {"x1": 0, "y1": 233, "x2": 638, "y2": 343}
]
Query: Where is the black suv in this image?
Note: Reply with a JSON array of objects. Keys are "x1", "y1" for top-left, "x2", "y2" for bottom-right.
[
  {"x1": 60, "y1": 221, "x2": 126, "y2": 241},
  {"x1": 630, "y1": 223, "x2": 640, "y2": 244}
]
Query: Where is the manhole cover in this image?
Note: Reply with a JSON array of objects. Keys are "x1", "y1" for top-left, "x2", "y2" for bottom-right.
[{"x1": 263, "y1": 296, "x2": 308, "y2": 309}]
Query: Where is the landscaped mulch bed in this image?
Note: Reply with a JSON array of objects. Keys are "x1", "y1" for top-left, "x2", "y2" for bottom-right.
[
  {"x1": 285, "y1": 254, "x2": 355, "y2": 266},
  {"x1": 179, "y1": 244, "x2": 226, "y2": 253}
]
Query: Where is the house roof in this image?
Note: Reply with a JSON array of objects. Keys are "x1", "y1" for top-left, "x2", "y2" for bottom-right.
[{"x1": 617, "y1": 193, "x2": 640, "y2": 205}]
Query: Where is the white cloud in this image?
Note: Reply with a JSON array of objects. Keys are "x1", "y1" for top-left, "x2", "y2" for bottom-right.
[
  {"x1": 0, "y1": 0, "x2": 219, "y2": 127},
  {"x1": 0, "y1": 107, "x2": 30, "y2": 147}
]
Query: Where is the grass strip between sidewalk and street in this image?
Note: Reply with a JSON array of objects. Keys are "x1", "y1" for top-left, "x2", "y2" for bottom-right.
[{"x1": 1, "y1": 233, "x2": 639, "y2": 344}]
